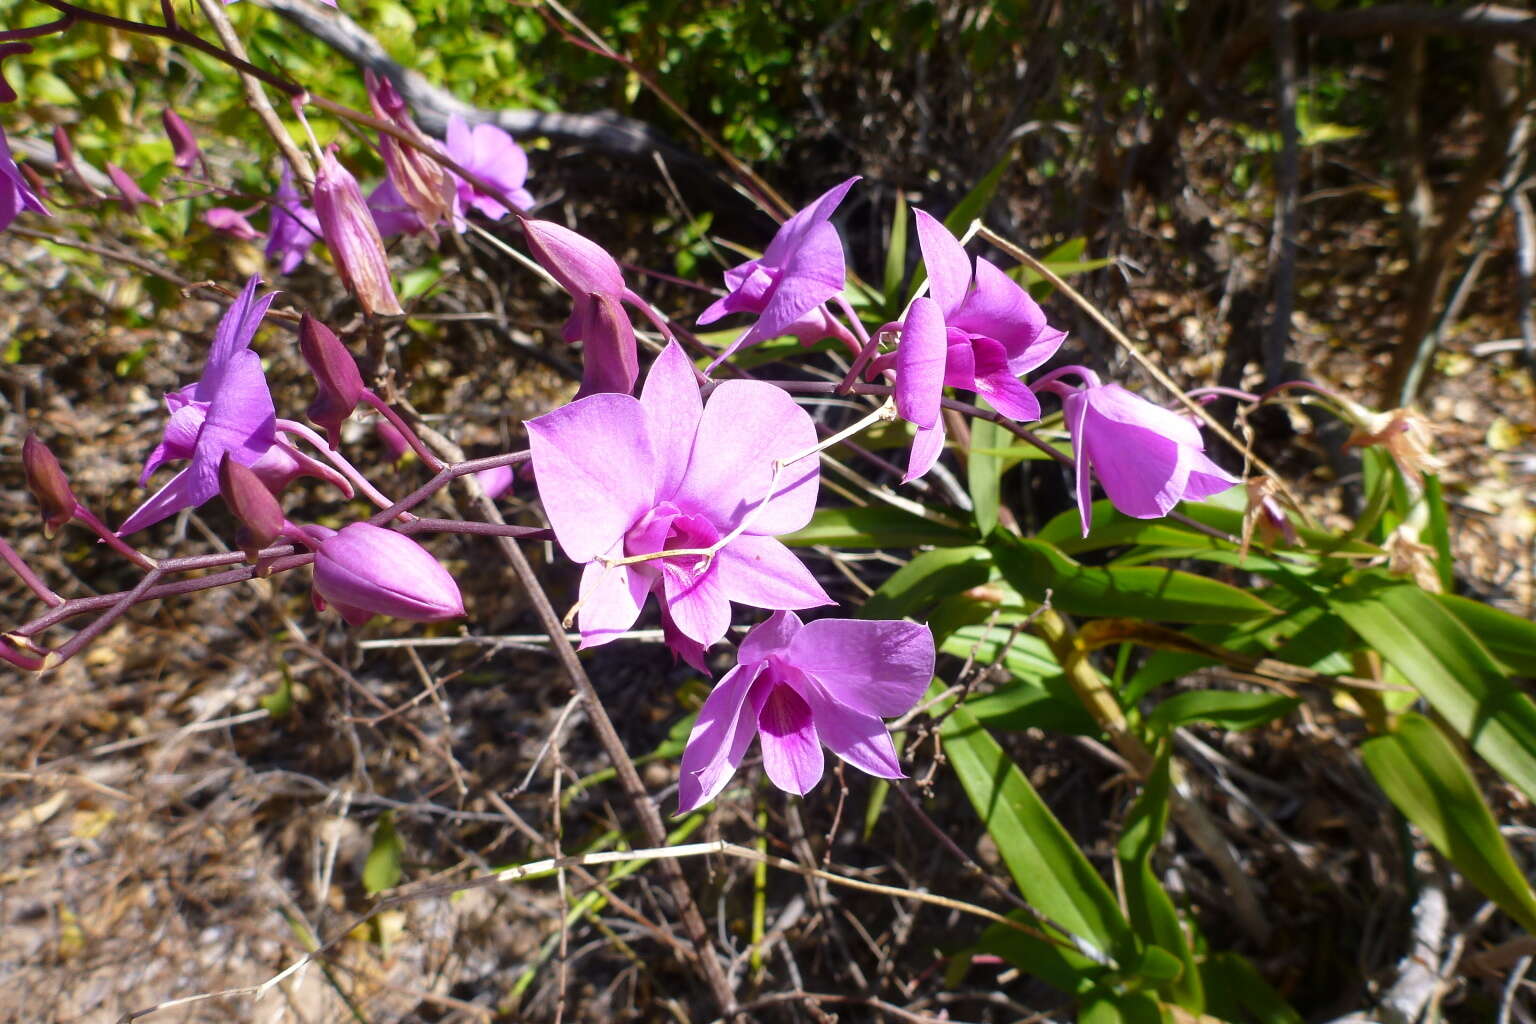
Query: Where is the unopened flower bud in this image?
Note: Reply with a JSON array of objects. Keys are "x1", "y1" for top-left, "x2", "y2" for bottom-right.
[
  {"x1": 203, "y1": 206, "x2": 263, "y2": 241},
  {"x1": 52, "y1": 126, "x2": 102, "y2": 199},
  {"x1": 162, "y1": 109, "x2": 201, "y2": 172},
  {"x1": 522, "y1": 219, "x2": 625, "y2": 318},
  {"x1": 375, "y1": 419, "x2": 410, "y2": 462},
  {"x1": 299, "y1": 313, "x2": 365, "y2": 448},
  {"x1": 219, "y1": 453, "x2": 286, "y2": 562},
  {"x1": 313, "y1": 151, "x2": 404, "y2": 316},
  {"x1": 22, "y1": 432, "x2": 77, "y2": 538},
  {"x1": 312, "y1": 523, "x2": 464, "y2": 626},
  {"x1": 105, "y1": 163, "x2": 155, "y2": 211},
  {"x1": 475, "y1": 464, "x2": 514, "y2": 500}
]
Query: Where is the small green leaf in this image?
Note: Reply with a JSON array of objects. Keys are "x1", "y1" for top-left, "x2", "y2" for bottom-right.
[
  {"x1": 969, "y1": 410, "x2": 1005, "y2": 537},
  {"x1": 260, "y1": 663, "x2": 295, "y2": 719},
  {"x1": 968, "y1": 911, "x2": 1106, "y2": 995},
  {"x1": 1200, "y1": 953, "x2": 1304, "y2": 1024},
  {"x1": 938, "y1": 690, "x2": 1133, "y2": 961},
  {"x1": 1332, "y1": 576, "x2": 1536, "y2": 802},
  {"x1": 991, "y1": 534, "x2": 1279, "y2": 624},
  {"x1": 1146, "y1": 691, "x2": 1300, "y2": 734},
  {"x1": 882, "y1": 189, "x2": 910, "y2": 317},
  {"x1": 780, "y1": 504, "x2": 969, "y2": 548},
  {"x1": 944, "y1": 149, "x2": 1014, "y2": 237},
  {"x1": 859, "y1": 546, "x2": 991, "y2": 621},
  {"x1": 1362, "y1": 712, "x2": 1536, "y2": 933},
  {"x1": 363, "y1": 812, "x2": 404, "y2": 896}
]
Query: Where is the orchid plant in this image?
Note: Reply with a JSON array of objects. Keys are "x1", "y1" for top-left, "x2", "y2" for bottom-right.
[{"x1": 4, "y1": 6, "x2": 1530, "y2": 1023}]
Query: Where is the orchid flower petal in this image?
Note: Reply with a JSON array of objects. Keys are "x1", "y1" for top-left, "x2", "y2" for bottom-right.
[
  {"x1": 712, "y1": 534, "x2": 832, "y2": 611},
  {"x1": 660, "y1": 559, "x2": 732, "y2": 649},
  {"x1": 799, "y1": 680, "x2": 904, "y2": 779},
  {"x1": 576, "y1": 555, "x2": 648, "y2": 649},
  {"x1": 905, "y1": 418, "x2": 946, "y2": 483},
  {"x1": 912, "y1": 209, "x2": 972, "y2": 315},
  {"x1": 970, "y1": 337, "x2": 1041, "y2": 422},
  {"x1": 639, "y1": 341, "x2": 704, "y2": 500},
  {"x1": 896, "y1": 296, "x2": 946, "y2": 429},
  {"x1": 788, "y1": 619, "x2": 935, "y2": 718},
  {"x1": 737, "y1": 609, "x2": 803, "y2": 664},
  {"x1": 526, "y1": 394, "x2": 656, "y2": 562},
  {"x1": 754, "y1": 684, "x2": 823, "y2": 796},
  {"x1": 677, "y1": 662, "x2": 764, "y2": 813}
]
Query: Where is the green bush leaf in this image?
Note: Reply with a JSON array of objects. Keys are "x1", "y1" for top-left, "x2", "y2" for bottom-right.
[
  {"x1": 1146, "y1": 691, "x2": 1300, "y2": 734},
  {"x1": 968, "y1": 412, "x2": 1005, "y2": 537},
  {"x1": 1200, "y1": 952, "x2": 1304, "y2": 1024},
  {"x1": 938, "y1": 694, "x2": 1133, "y2": 962},
  {"x1": 1331, "y1": 575, "x2": 1536, "y2": 802},
  {"x1": 859, "y1": 546, "x2": 991, "y2": 621},
  {"x1": 781, "y1": 504, "x2": 970, "y2": 548},
  {"x1": 363, "y1": 812, "x2": 404, "y2": 896},
  {"x1": 991, "y1": 535, "x2": 1278, "y2": 624},
  {"x1": 1362, "y1": 712, "x2": 1536, "y2": 933},
  {"x1": 1436, "y1": 592, "x2": 1536, "y2": 677}
]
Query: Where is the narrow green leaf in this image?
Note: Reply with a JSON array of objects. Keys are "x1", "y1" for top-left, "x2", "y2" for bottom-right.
[
  {"x1": 780, "y1": 503, "x2": 970, "y2": 548},
  {"x1": 943, "y1": 149, "x2": 1014, "y2": 237},
  {"x1": 969, "y1": 412, "x2": 1005, "y2": 537},
  {"x1": 991, "y1": 534, "x2": 1279, "y2": 624},
  {"x1": 968, "y1": 911, "x2": 1106, "y2": 996},
  {"x1": 1331, "y1": 576, "x2": 1536, "y2": 802},
  {"x1": 1200, "y1": 953, "x2": 1304, "y2": 1024},
  {"x1": 882, "y1": 189, "x2": 910, "y2": 317},
  {"x1": 1436, "y1": 592, "x2": 1536, "y2": 677},
  {"x1": 1362, "y1": 712, "x2": 1536, "y2": 933},
  {"x1": 859, "y1": 546, "x2": 991, "y2": 621},
  {"x1": 363, "y1": 812, "x2": 404, "y2": 896},
  {"x1": 1116, "y1": 746, "x2": 1203, "y2": 1009},
  {"x1": 938, "y1": 694, "x2": 1133, "y2": 960},
  {"x1": 1080, "y1": 992, "x2": 1167, "y2": 1024},
  {"x1": 1146, "y1": 691, "x2": 1300, "y2": 734},
  {"x1": 1422, "y1": 474, "x2": 1455, "y2": 592}
]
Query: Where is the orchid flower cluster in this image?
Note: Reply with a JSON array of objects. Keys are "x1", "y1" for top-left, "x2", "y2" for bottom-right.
[{"x1": 1, "y1": 27, "x2": 1429, "y2": 814}]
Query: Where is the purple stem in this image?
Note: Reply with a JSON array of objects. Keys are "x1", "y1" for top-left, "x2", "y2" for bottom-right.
[
  {"x1": 72, "y1": 505, "x2": 157, "y2": 569},
  {"x1": 275, "y1": 419, "x2": 406, "y2": 516},
  {"x1": 1, "y1": 538, "x2": 64, "y2": 607},
  {"x1": 0, "y1": 14, "x2": 75, "y2": 41},
  {"x1": 622, "y1": 288, "x2": 679, "y2": 344},
  {"x1": 51, "y1": 568, "x2": 164, "y2": 663},
  {"x1": 361, "y1": 392, "x2": 445, "y2": 472},
  {"x1": 828, "y1": 295, "x2": 871, "y2": 355},
  {"x1": 836, "y1": 330, "x2": 886, "y2": 394},
  {"x1": 1184, "y1": 385, "x2": 1262, "y2": 404},
  {"x1": 1030, "y1": 364, "x2": 1100, "y2": 394},
  {"x1": 400, "y1": 519, "x2": 553, "y2": 540},
  {"x1": 0, "y1": 637, "x2": 47, "y2": 672}
]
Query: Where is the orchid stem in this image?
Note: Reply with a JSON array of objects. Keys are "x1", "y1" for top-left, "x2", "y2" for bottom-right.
[
  {"x1": 74, "y1": 506, "x2": 158, "y2": 569},
  {"x1": 836, "y1": 330, "x2": 887, "y2": 394},
  {"x1": 275, "y1": 420, "x2": 408, "y2": 517},
  {"x1": 361, "y1": 393, "x2": 446, "y2": 472},
  {"x1": 0, "y1": 538, "x2": 64, "y2": 607}
]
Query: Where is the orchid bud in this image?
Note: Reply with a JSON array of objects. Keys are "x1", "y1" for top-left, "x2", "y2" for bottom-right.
[
  {"x1": 219, "y1": 453, "x2": 286, "y2": 562},
  {"x1": 475, "y1": 464, "x2": 514, "y2": 500},
  {"x1": 203, "y1": 206, "x2": 263, "y2": 241},
  {"x1": 522, "y1": 220, "x2": 626, "y2": 317},
  {"x1": 574, "y1": 290, "x2": 639, "y2": 397},
  {"x1": 375, "y1": 419, "x2": 410, "y2": 462},
  {"x1": 312, "y1": 523, "x2": 464, "y2": 626},
  {"x1": 162, "y1": 109, "x2": 201, "y2": 172},
  {"x1": 313, "y1": 151, "x2": 404, "y2": 316},
  {"x1": 366, "y1": 70, "x2": 453, "y2": 236},
  {"x1": 299, "y1": 314, "x2": 365, "y2": 448},
  {"x1": 105, "y1": 163, "x2": 155, "y2": 211},
  {"x1": 52, "y1": 126, "x2": 102, "y2": 199},
  {"x1": 22, "y1": 433, "x2": 77, "y2": 539}
]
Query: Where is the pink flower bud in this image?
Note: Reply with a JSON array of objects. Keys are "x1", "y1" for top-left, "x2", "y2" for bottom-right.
[
  {"x1": 299, "y1": 313, "x2": 365, "y2": 448},
  {"x1": 218, "y1": 453, "x2": 286, "y2": 562},
  {"x1": 312, "y1": 523, "x2": 464, "y2": 626},
  {"x1": 313, "y1": 151, "x2": 404, "y2": 316},
  {"x1": 375, "y1": 419, "x2": 410, "y2": 462},
  {"x1": 204, "y1": 206, "x2": 262, "y2": 241},
  {"x1": 475, "y1": 464, "x2": 514, "y2": 500},
  {"x1": 105, "y1": 163, "x2": 155, "y2": 211},
  {"x1": 22, "y1": 432, "x2": 77, "y2": 538},
  {"x1": 162, "y1": 109, "x2": 201, "y2": 172},
  {"x1": 52, "y1": 126, "x2": 102, "y2": 199}
]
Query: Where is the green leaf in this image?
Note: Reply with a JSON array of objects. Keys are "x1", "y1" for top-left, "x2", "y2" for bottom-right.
[
  {"x1": 363, "y1": 812, "x2": 404, "y2": 896},
  {"x1": 882, "y1": 189, "x2": 910, "y2": 318},
  {"x1": 969, "y1": 411, "x2": 1005, "y2": 537},
  {"x1": 968, "y1": 911, "x2": 1106, "y2": 995},
  {"x1": 938, "y1": 692, "x2": 1133, "y2": 961},
  {"x1": 780, "y1": 504, "x2": 970, "y2": 548},
  {"x1": 1331, "y1": 576, "x2": 1536, "y2": 802},
  {"x1": 1116, "y1": 746, "x2": 1202, "y2": 1009},
  {"x1": 260, "y1": 662, "x2": 295, "y2": 719},
  {"x1": 1362, "y1": 712, "x2": 1536, "y2": 933},
  {"x1": 1200, "y1": 953, "x2": 1304, "y2": 1024},
  {"x1": 944, "y1": 148, "x2": 1013, "y2": 237},
  {"x1": 965, "y1": 680, "x2": 1103, "y2": 736},
  {"x1": 991, "y1": 534, "x2": 1279, "y2": 624},
  {"x1": 859, "y1": 546, "x2": 991, "y2": 621},
  {"x1": 1435, "y1": 593, "x2": 1536, "y2": 677},
  {"x1": 1422, "y1": 474, "x2": 1455, "y2": 592},
  {"x1": 1080, "y1": 992, "x2": 1168, "y2": 1024},
  {"x1": 1146, "y1": 691, "x2": 1300, "y2": 734}
]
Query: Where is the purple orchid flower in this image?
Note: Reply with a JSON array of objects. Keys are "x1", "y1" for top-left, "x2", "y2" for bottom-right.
[
  {"x1": 526, "y1": 341, "x2": 831, "y2": 668},
  {"x1": 1060, "y1": 376, "x2": 1239, "y2": 537},
  {"x1": 119, "y1": 277, "x2": 347, "y2": 536},
  {"x1": 266, "y1": 165, "x2": 322, "y2": 274},
  {"x1": 890, "y1": 209, "x2": 1068, "y2": 481},
  {"x1": 1, "y1": 126, "x2": 49, "y2": 232},
  {"x1": 697, "y1": 177, "x2": 859, "y2": 370},
  {"x1": 445, "y1": 114, "x2": 533, "y2": 224},
  {"x1": 367, "y1": 176, "x2": 426, "y2": 239},
  {"x1": 677, "y1": 610, "x2": 934, "y2": 811}
]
